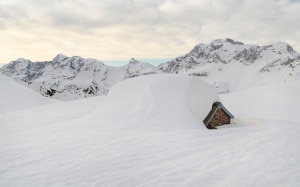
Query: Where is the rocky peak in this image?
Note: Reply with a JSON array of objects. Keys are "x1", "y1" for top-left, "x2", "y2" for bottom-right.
[
  {"x1": 124, "y1": 58, "x2": 159, "y2": 79},
  {"x1": 53, "y1": 54, "x2": 68, "y2": 62},
  {"x1": 3, "y1": 58, "x2": 32, "y2": 72},
  {"x1": 190, "y1": 44, "x2": 207, "y2": 55},
  {"x1": 210, "y1": 38, "x2": 244, "y2": 50},
  {"x1": 51, "y1": 54, "x2": 90, "y2": 71},
  {"x1": 128, "y1": 58, "x2": 141, "y2": 65},
  {"x1": 223, "y1": 38, "x2": 244, "y2": 45}
]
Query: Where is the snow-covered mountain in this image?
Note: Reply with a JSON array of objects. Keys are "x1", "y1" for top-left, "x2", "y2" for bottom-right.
[
  {"x1": 159, "y1": 38, "x2": 300, "y2": 93},
  {"x1": 1, "y1": 38, "x2": 300, "y2": 100},
  {"x1": 0, "y1": 55, "x2": 159, "y2": 100}
]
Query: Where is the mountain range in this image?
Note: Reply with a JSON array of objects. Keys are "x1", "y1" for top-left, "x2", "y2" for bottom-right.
[{"x1": 1, "y1": 38, "x2": 300, "y2": 100}]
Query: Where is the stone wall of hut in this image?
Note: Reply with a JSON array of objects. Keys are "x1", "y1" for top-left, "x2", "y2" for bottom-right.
[{"x1": 209, "y1": 109, "x2": 230, "y2": 126}]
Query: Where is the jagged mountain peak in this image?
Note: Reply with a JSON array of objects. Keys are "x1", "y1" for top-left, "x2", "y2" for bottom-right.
[
  {"x1": 127, "y1": 58, "x2": 156, "y2": 68},
  {"x1": 15, "y1": 58, "x2": 32, "y2": 62},
  {"x1": 128, "y1": 58, "x2": 140, "y2": 65},
  {"x1": 8, "y1": 58, "x2": 32, "y2": 67},
  {"x1": 53, "y1": 54, "x2": 68, "y2": 62},
  {"x1": 50, "y1": 54, "x2": 109, "y2": 71},
  {"x1": 52, "y1": 54, "x2": 86, "y2": 67},
  {"x1": 192, "y1": 38, "x2": 243, "y2": 48},
  {"x1": 210, "y1": 38, "x2": 244, "y2": 46},
  {"x1": 2, "y1": 58, "x2": 33, "y2": 73},
  {"x1": 125, "y1": 58, "x2": 159, "y2": 79}
]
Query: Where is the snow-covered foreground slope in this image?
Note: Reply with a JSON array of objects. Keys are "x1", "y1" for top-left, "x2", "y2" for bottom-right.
[
  {"x1": 0, "y1": 75, "x2": 300, "y2": 186},
  {"x1": 220, "y1": 80, "x2": 300, "y2": 122},
  {"x1": 0, "y1": 73, "x2": 55, "y2": 113},
  {"x1": 71, "y1": 75, "x2": 219, "y2": 131}
]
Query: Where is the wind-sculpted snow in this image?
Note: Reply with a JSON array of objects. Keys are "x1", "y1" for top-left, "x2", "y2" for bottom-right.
[
  {"x1": 96, "y1": 75, "x2": 220, "y2": 131},
  {"x1": 1, "y1": 38, "x2": 300, "y2": 100},
  {"x1": 1, "y1": 75, "x2": 300, "y2": 186}
]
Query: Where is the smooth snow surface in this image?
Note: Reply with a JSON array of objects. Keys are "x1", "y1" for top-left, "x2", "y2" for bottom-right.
[
  {"x1": 1, "y1": 75, "x2": 300, "y2": 187},
  {"x1": 100, "y1": 75, "x2": 219, "y2": 131},
  {"x1": 0, "y1": 73, "x2": 55, "y2": 113}
]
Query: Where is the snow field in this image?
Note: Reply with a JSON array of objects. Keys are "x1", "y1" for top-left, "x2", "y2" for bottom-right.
[
  {"x1": 1, "y1": 74, "x2": 300, "y2": 186},
  {"x1": 70, "y1": 75, "x2": 219, "y2": 131},
  {"x1": 220, "y1": 80, "x2": 300, "y2": 122},
  {"x1": 0, "y1": 73, "x2": 55, "y2": 114}
]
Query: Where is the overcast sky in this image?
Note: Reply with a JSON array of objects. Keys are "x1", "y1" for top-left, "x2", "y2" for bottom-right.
[{"x1": 0, "y1": 0, "x2": 300, "y2": 66}]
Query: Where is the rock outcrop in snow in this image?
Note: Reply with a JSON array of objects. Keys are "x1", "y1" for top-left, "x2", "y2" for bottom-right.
[{"x1": 1, "y1": 38, "x2": 300, "y2": 100}]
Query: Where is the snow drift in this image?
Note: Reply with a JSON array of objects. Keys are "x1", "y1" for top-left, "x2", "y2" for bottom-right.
[
  {"x1": 0, "y1": 73, "x2": 54, "y2": 113},
  {"x1": 71, "y1": 74, "x2": 220, "y2": 131}
]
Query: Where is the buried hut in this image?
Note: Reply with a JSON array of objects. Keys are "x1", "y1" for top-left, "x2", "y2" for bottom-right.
[{"x1": 203, "y1": 101, "x2": 234, "y2": 129}]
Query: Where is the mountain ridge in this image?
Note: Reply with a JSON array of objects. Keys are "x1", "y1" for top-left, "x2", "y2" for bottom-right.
[
  {"x1": 1, "y1": 38, "x2": 300, "y2": 100},
  {"x1": 0, "y1": 54, "x2": 160, "y2": 100}
]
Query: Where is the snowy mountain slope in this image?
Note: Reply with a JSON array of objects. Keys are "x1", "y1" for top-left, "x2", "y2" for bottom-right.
[
  {"x1": 1, "y1": 38, "x2": 300, "y2": 100},
  {"x1": 0, "y1": 75, "x2": 299, "y2": 186},
  {"x1": 0, "y1": 55, "x2": 159, "y2": 100},
  {"x1": 159, "y1": 38, "x2": 300, "y2": 93}
]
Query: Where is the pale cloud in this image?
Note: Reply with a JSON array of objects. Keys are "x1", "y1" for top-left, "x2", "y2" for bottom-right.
[{"x1": 0, "y1": 0, "x2": 299, "y2": 65}]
